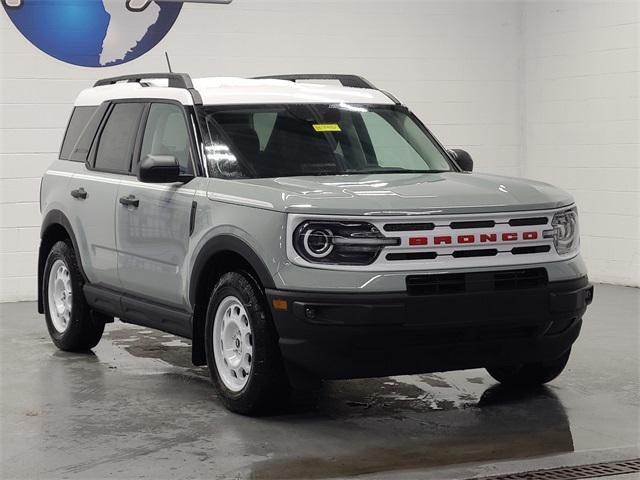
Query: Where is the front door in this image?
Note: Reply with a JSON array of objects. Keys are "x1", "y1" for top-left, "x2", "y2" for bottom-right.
[
  {"x1": 68, "y1": 102, "x2": 145, "y2": 289},
  {"x1": 116, "y1": 102, "x2": 196, "y2": 309}
]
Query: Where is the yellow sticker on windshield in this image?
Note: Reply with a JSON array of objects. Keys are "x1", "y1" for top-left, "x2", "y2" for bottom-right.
[{"x1": 312, "y1": 123, "x2": 341, "y2": 132}]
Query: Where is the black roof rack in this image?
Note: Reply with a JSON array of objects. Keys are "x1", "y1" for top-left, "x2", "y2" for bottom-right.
[
  {"x1": 93, "y1": 72, "x2": 202, "y2": 104},
  {"x1": 94, "y1": 72, "x2": 194, "y2": 89},
  {"x1": 253, "y1": 74, "x2": 377, "y2": 90}
]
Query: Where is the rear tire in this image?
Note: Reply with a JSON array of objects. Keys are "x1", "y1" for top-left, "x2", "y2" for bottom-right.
[
  {"x1": 43, "y1": 241, "x2": 105, "y2": 351},
  {"x1": 486, "y1": 349, "x2": 571, "y2": 386},
  {"x1": 205, "y1": 271, "x2": 290, "y2": 415}
]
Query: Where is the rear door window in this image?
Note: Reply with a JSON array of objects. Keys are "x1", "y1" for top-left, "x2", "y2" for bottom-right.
[
  {"x1": 60, "y1": 106, "x2": 98, "y2": 161},
  {"x1": 94, "y1": 103, "x2": 144, "y2": 173}
]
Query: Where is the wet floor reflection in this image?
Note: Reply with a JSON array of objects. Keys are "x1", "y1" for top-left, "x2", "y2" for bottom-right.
[
  {"x1": 245, "y1": 386, "x2": 573, "y2": 479},
  {"x1": 99, "y1": 325, "x2": 574, "y2": 479}
]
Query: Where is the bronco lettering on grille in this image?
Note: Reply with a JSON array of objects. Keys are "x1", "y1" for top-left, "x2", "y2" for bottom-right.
[{"x1": 408, "y1": 231, "x2": 539, "y2": 246}]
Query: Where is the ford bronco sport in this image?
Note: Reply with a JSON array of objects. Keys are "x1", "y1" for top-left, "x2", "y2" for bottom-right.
[{"x1": 39, "y1": 73, "x2": 593, "y2": 414}]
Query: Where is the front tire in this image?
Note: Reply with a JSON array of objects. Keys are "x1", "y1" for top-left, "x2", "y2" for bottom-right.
[
  {"x1": 43, "y1": 241, "x2": 104, "y2": 351},
  {"x1": 486, "y1": 349, "x2": 571, "y2": 386},
  {"x1": 205, "y1": 271, "x2": 290, "y2": 415}
]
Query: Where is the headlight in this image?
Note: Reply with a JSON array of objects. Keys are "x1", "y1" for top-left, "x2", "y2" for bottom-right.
[
  {"x1": 293, "y1": 221, "x2": 400, "y2": 265},
  {"x1": 544, "y1": 207, "x2": 579, "y2": 255}
]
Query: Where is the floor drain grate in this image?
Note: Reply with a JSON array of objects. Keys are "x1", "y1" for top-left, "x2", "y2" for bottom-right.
[{"x1": 471, "y1": 458, "x2": 640, "y2": 480}]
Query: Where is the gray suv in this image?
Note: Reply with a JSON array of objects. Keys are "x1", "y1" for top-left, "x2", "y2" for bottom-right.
[{"x1": 39, "y1": 73, "x2": 593, "y2": 414}]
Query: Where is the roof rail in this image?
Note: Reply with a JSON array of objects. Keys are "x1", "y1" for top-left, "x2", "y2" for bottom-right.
[
  {"x1": 93, "y1": 73, "x2": 202, "y2": 105},
  {"x1": 94, "y1": 72, "x2": 194, "y2": 89},
  {"x1": 253, "y1": 74, "x2": 377, "y2": 90}
]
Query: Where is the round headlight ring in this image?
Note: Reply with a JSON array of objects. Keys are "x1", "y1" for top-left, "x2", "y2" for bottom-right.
[{"x1": 303, "y1": 228, "x2": 334, "y2": 258}]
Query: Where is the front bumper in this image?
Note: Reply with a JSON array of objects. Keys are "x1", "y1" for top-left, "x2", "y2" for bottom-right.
[{"x1": 266, "y1": 271, "x2": 593, "y2": 382}]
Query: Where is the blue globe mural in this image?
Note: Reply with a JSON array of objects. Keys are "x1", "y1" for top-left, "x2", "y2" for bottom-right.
[{"x1": 2, "y1": 0, "x2": 183, "y2": 67}]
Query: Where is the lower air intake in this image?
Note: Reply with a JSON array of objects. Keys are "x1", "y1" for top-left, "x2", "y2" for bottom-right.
[{"x1": 406, "y1": 268, "x2": 548, "y2": 295}]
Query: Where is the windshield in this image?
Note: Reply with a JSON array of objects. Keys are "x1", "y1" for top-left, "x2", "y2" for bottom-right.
[{"x1": 203, "y1": 104, "x2": 454, "y2": 178}]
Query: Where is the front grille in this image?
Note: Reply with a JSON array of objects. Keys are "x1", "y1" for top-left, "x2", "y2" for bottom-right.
[
  {"x1": 378, "y1": 212, "x2": 555, "y2": 265},
  {"x1": 289, "y1": 209, "x2": 562, "y2": 272},
  {"x1": 406, "y1": 268, "x2": 548, "y2": 295}
]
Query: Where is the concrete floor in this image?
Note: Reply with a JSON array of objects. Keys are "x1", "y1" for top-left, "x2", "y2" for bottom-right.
[{"x1": 1, "y1": 284, "x2": 638, "y2": 480}]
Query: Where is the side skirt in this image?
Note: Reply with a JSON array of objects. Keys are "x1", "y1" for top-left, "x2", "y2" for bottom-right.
[{"x1": 84, "y1": 284, "x2": 192, "y2": 339}]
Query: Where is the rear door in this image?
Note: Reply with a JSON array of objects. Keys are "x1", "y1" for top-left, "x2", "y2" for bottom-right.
[
  {"x1": 67, "y1": 102, "x2": 144, "y2": 289},
  {"x1": 115, "y1": 101, "x2": 196, "y2": 309}
]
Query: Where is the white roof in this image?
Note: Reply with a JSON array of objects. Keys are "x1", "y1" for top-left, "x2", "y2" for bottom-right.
[{"x1": 74, "y1": 76, "x2": 394, "y2": 107}]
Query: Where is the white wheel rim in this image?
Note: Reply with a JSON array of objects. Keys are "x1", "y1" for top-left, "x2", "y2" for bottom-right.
[
  {"x1": 213, "y1": 296, "x2": 253, "y2": 392},
  {"x1": 47, "y1": 259, "x2": 73, "y2": 333}
]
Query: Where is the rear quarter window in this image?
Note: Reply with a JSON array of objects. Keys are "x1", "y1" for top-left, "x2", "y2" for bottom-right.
[{"x1": 60, "y1": 106, "x2": 99, "y2": 162}]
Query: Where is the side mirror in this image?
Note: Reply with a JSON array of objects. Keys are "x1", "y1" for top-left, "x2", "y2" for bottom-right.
[
  {"x1": 138, "y1": 155, "x2": 182, "y2": 183},
  {"x1": 449, "y1": 149, "x2": 474, "y2": 172}
]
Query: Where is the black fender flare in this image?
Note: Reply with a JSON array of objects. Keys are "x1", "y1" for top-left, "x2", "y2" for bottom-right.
[
  {"x1": 38, "y1": 210, "x2": 86, "y2": 313},
  {"x1": 188, "y1": 234, "x2": 275, "y2": 308},
  {"x1": 188, "y1": 234, "x2": 276, "y2": 366}
]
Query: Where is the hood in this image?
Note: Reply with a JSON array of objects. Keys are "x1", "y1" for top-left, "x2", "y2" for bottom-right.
[{"x1": 208, "y1": 172, "x2": 574, "y2": 216}]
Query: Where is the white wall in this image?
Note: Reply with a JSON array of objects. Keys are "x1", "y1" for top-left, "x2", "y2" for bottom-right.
[
  {"x1": 0, "y1": 0, "x2": 637, "y2": 302},
  {"x1": 522, "y1": 0, "x2": 640, "y2": 286}
]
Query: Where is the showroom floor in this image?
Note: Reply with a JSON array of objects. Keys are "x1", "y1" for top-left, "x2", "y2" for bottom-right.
[{"x1": 1, "y1": 284, "x2": 638, "y2": 479}]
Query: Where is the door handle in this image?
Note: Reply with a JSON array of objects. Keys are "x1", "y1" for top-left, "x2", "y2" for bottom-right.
[
  {"x1": 119, "y1": 195, "x2": 139, "y2": 208},
  {"x1": 70, "y1": 188, "x2": 87, "y2": 200}
]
